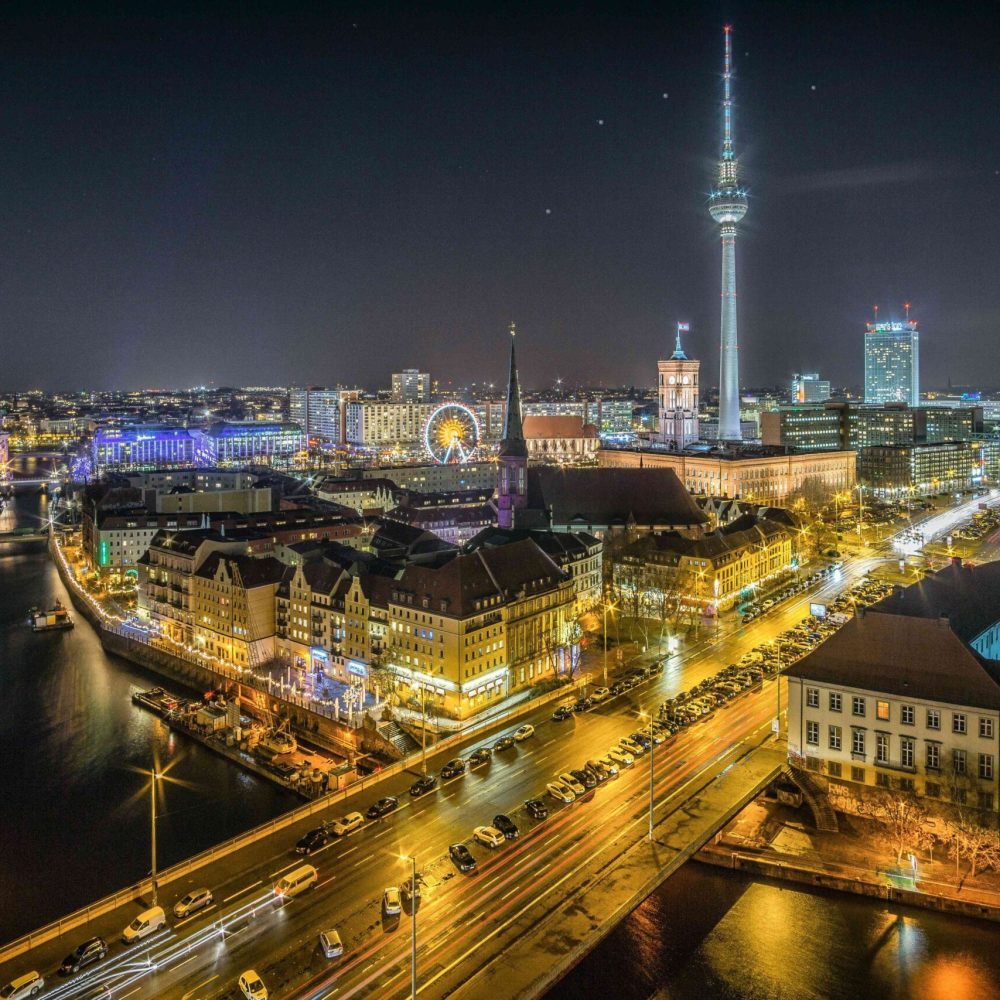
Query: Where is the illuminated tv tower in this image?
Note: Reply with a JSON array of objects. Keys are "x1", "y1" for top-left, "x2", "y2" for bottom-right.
[{"x1": 708, "y1": 25, "x2": 748, "y2": 443}]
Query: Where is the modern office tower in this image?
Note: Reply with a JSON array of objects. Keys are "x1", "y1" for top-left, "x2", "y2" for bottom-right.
[
  {"x1": 288, "y1": 387, "x2": 342, "y2": 442},
  {"x1": 708, "y1": 25, "x2": 749, "y2": 442},
  {"x1": 864, "y1": 319, "x2": 920, "y2": 406},
  {"x1": 790, "y1": 373, "x2": 831, "y2": 403},
  {"x1": 657, "y1": 322, "x2": 700, "y2": 450},
  {"x1": 391, "y1": 369, "x2": 431, "y2": 402}
]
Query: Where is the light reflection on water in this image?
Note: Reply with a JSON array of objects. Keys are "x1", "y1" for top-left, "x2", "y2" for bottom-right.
[
  {"x1": 551, "y1": 838, "x2": 1000, "y2": 997},
  {"x1": 0, "y1": 484, "x2": 301, "y2": 945}
]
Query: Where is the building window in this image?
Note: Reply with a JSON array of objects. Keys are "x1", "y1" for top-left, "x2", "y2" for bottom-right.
[
  {"x1": 927, "y1": 709, "x2": 940, "y2": 731},
  {"x1": 828, "y1": 761, "x2": 842, "y2": 778},
  {"x1": 876, "y1": 733, "x2": 889, "y2": 764},
  {"x1": 806, "y1": 688, "x2": 819, "y2": 708},
  {"x1": 898, "y1": 777, "x2": 915, "y2": 793},
  {"x1": 876, "y1": 772, "x2": 890, "y2": 788},
  {"x1": 980, "y1": 717, "x2": 995, "y2": 739},
  {"x1": 852, "y1": 730, "x2": 866, "y2": 758},
  {"x1": 901, "y1": 737, "x2": 914, "y2": 769},
  {"x1": 828, "y1": 725, "x2": 842, "y2": 751},
  {"x1": 953, "y1": 713, "x2": 967, "y2": 735},
  {"x1": 926, "y1": 743, "x2": 940, "y2": 770},
  {"x1": 953, "y1": 749, "x2": 967, "y2": 775},
  {"x1": 829, "y1": 692, "x2": 842, "y2": 713},
  {"x1": 876, "y1": 700, "x2": 890, "y2": 722},
  {"x1": 926, "y1": 781, "x2": 940, "y2": 799},
  {"x1": 806, "y1": 721, "x2": 819, "y2": 746},
  {"x1": 979, "y1": 792, "x2": 994, "y2": 812},
  {"x1": 953, "y1": 787, "x2": 967, "y2": 805},
  {"x1": 852, "y1": 696, "x2": 866, "y2": 717},
  {"x1": 979, "y1": 754, "x2": 994, "y2": 780},
  {"x1": 901, "y1": 705, "x2": 914, "y2": 726}
]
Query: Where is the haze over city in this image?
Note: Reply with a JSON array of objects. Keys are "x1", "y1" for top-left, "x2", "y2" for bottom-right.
[{"x1": 2, "y1": 2, "x2": 997, "y2": 392}]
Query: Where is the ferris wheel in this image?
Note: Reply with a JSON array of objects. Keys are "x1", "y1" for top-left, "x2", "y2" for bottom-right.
[{"x1": 424, "y1": 403, "x2": 481, "y2": 465}]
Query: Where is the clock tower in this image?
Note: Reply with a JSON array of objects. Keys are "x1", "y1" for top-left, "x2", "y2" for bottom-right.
[{"x1": 657, "y1": 322, "x2": 700, "y2": 450}]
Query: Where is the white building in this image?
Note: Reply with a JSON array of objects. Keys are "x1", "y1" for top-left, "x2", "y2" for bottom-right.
[
  {"x1": 787, "y1": 564, "x2": 1000, "y2": 814},
  {"x1": 391, "y1": 370, "x2": 430, "y2": 402},
  {"x1": 345, "y1": 400, "x2": 436, "y2": 446}
]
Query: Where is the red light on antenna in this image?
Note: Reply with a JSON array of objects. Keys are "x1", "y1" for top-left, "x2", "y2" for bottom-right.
[{"x1": 724, "y1": 24, "x2": 732, "y2": 32}]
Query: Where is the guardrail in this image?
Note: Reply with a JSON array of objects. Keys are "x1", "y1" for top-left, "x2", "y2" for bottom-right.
[{"x1": 0, "y1": 663, "x2": 590, "y2": 967}]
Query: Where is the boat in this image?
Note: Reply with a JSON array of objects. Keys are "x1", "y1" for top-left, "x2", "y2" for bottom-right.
[
  {"x1": 258, "y1": 726, "x2": 297, "y2": 757},
  {"x1": 30, "y1": 601, "x2": 74, "y2": 632}
]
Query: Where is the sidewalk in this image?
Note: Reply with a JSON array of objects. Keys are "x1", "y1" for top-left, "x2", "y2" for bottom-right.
[{"x1": 700, "y1": 798, "x2": 1000, "y2": 921}]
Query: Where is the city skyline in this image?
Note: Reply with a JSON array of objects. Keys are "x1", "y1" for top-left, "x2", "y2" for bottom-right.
[{"x1": 1, "y1": 4, "x2": 996, "y2": 394}]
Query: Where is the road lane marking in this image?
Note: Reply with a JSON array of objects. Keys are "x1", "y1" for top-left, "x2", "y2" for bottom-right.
[
  {"x1": 120, "y1": 989, "x2": 142, "y2": 1000},
  {"x1": 500, "y1": 884, "x2": 520, "y2": 901},
  {"x1": 353, "y1": 852, "x2": 375, "y2": 868},
  {"x1": 340, "y1": 845, "x2": 359, "y2": 857},
  {"x1": 182, "y1": 975, "x2": 218, "y2": 1000},
  {"x1": 482, "y1": 873, "x2": 502, "y2": 889},
  {"x1": 269, "y1": 860, "x2": 301, "y2": 878},
  {"x1": 223, "y1": 881, "x2": 262, "y2": 903},
  {"x1": 535, "y1": 862, "x2": 551, "y2": 874}
]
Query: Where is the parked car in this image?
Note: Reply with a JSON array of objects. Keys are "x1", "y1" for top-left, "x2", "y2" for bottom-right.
[
  {"x1": 449, "y1": 843, "x2": 477, "y2": 872},
  {"x1": 60, "y1": 938, "x2": 108, "y2": 976},
  {"x1": 547, "y1": 780, "x2": 576, "y2": 803},
  {"x1": 382, "y1": 886, "x2": 402, "y2": 916},
  {"x1": 473, "y1": 825, "x2": 504, "y2": 848},
  {"x1": 493, "y1": 735, "x2": 515, "y2": 752},
  {"x1": 493, "y1": 814, "x2": 519, "y2": 839},
  {"x1": 525, "y1": 798, "x2": 549, "y2": 819},
  {"x1": 558, "y1": 771, "x2": 586, "y2": 795},
  {"x1": 296, "y1": 826, "x2": 331, "y2": 855},
  {"x1": 239, "y1": 971, "x2": 268, "y2": 1000},
  {"x1": 366, "y1": 796, "x2": 399, "y2": 820},
  {"x1": 401, "y1": 873, "x2": 424, "y2": 901},
  {"x1": 468, "y1": 747, "x2": 492, "y2": 766},
  {"x1": 591, "y1": 686, "x2": 610, "y2": 702},
  {"x1": 596, "y1": 755, "x2": 620, "y2": 776},
  {"x1": 584, "y1": 760, "x2": 609, "y2": 783},
  {"x1": 440, "y1": 758, "x2": 467, "y2": 780},
  {"x1": 173, "y1": 887, "x2": 213, "y2": 919},
  {"x1": 409, "y1": 774, "x2": 438, "y2": 797},
  {"x1": 607, "y1": 746, "x2": 634, "y2": 768},
  {"x1": 573, "y1": 697, "x2": 593, "y2": 712},
  {"x1": 319, "y1": 929, "x2": 344, "y2": 959},
  {"x1": 330, "y1": 812, "x2": 365, "y2": 836},
  {"x1": 570, "y1": 767, "x2": 597, "y2": 790},
  {"x1": 552, "y1": 705, "x2": 574, "y2": 721},
  {"x1": 0, "y1": 972, "x2": 44, "y2": 998},
  {"x1": 514, "y1": 724, "x2": 535, "y2": 741}
]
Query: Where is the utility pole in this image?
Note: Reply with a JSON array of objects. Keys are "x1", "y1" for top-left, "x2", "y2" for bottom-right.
[{"x1": 150, "y1": 770, "x2": 159, "y2": 905}]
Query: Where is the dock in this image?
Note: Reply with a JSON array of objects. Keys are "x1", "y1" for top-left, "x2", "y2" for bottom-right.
[{"x1": 130, "y1": 687, "x2": 356, "y2": 799}]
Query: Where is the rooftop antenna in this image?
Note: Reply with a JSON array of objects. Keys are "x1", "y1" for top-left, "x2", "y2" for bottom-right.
[
  {"x1": 873, "y1": 304, "x2": 879, "y2": 323},
  {"x1": 903, "y1": 301, "x2": 911, "y2": 321},
  {"x1": 722, "y1": 25, "x2": 734, "y2": 159}
]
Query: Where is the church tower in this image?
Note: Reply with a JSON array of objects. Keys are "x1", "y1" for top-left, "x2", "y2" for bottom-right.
[
  {"x1": 497, "y1": 323, "x2": 528, "y2": 529},
  {"x1": 657, "y1": 322, "x2": 700, "y2": 450}
]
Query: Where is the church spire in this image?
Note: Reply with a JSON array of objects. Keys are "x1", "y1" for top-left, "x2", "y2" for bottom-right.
[{"x1": 500, "y1": 321, "x2": 526, "y2": 457}]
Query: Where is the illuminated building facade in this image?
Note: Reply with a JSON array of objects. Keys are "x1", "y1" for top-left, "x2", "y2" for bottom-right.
[
  {"x1": 93, "y1": 425, "x2": 194, "y2": 472},
  {"x1": 657, "y1": 323, "x2": 700, "y2": 450},
  {"x1": 864, "y1": 320, "x2": 920, "y2": 406},
  {"x1": 790, "y1": 373, "x2": 831, "y2": 403},
  {"x1": 708, "y1": 26, "x2": 749, "y2": 442}
]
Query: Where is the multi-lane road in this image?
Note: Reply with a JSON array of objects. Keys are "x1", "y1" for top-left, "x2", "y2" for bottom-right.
[{"x1": 4, "y1": 493, "x2": 992, "y2": 1000}]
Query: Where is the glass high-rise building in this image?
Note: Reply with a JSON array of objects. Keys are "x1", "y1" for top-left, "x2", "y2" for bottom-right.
[{"x1": 864, "y1": 321, "x2": 919, "y2": 407}]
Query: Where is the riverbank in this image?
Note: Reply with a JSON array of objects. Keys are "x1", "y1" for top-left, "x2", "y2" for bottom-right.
[{"x1": 697, "y1": 796, "x2": 1000, "y2": 924}]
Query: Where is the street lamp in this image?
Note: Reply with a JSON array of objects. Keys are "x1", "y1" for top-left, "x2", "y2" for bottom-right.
[
  {"x1": 639, "y1": 710, "x2": 655, "y2": 841},
  {"x1": 602, "y1": 600, "x2": 617, "y2": 685},
  {"x1": 150, "y1": 769, "x2": 160, "y2": 905},
  {"x1": 400, "y1": 854, "x2": 418, "y2": 999}
]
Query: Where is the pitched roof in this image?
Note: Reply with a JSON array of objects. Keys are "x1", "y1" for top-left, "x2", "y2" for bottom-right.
[
  {"x1": 527, "y1": 467, "x2": 708, "y2": 528},
  {"x1": 871, "y1": 560, "x2": 1000, "y2": 645},
  {"x1": 393, "y1": 539, "x2": 568, "y2": 617},
  {"x1": 522, "y1": 415, "x2": 598, "y2": 439},
  {"x1": 195, "y1": 552, "x2": 291, "y2": 588},
  {"x1": 785, "y1": 611, "x2": 1000, "y2": 710}
]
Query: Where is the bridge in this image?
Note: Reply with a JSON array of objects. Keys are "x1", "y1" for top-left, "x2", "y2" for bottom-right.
[{"x1": 0, "y1": 528, "x2": 50, "y2": 544}]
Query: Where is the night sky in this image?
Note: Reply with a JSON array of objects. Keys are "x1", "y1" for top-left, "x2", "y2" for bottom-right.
[{"x1": 2, "y1": 2, "x2": 997, "y2": 393}]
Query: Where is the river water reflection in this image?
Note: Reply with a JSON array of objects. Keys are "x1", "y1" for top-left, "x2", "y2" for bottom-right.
[{"x1": 0, "y1": 480, "x2": 300, "y2": 945}]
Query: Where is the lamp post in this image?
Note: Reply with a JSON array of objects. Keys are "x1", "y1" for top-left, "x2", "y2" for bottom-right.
[
  {"x1": 774, "y1": 640, "x2": 783, "y2": 738},
  {"x1": 150, "y1": 769, "x2": 160, "y2": 905},
  {"x1": 602, "y1": 600, "x2": 617, "y2": 685},
  {"x1": 401, "y1": 854, "x2": 417, "y2": 999},
  {"x1": 640, "y1": 711, "x2": 654, "y2": 841}
]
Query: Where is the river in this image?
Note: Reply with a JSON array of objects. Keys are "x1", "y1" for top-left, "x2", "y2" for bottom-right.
[{"x1": 0, "y1": 472, "x2": 300, "y2": 946}]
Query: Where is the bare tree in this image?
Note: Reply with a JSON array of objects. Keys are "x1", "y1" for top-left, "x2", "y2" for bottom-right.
[{"x1": 860, "y1": 789, "x2": 926, "y2": 865}]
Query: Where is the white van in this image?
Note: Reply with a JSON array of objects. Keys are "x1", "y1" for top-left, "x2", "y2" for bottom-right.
[
  {"x1": 0, "y1": 972, "x2": 44, "y2": 998},
  {"x1": 122, "y1": 905, "x2": 166, "y2": 944},
  {"x1": 274, "y1": 864, "x2": 318, "y2": 900}
]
